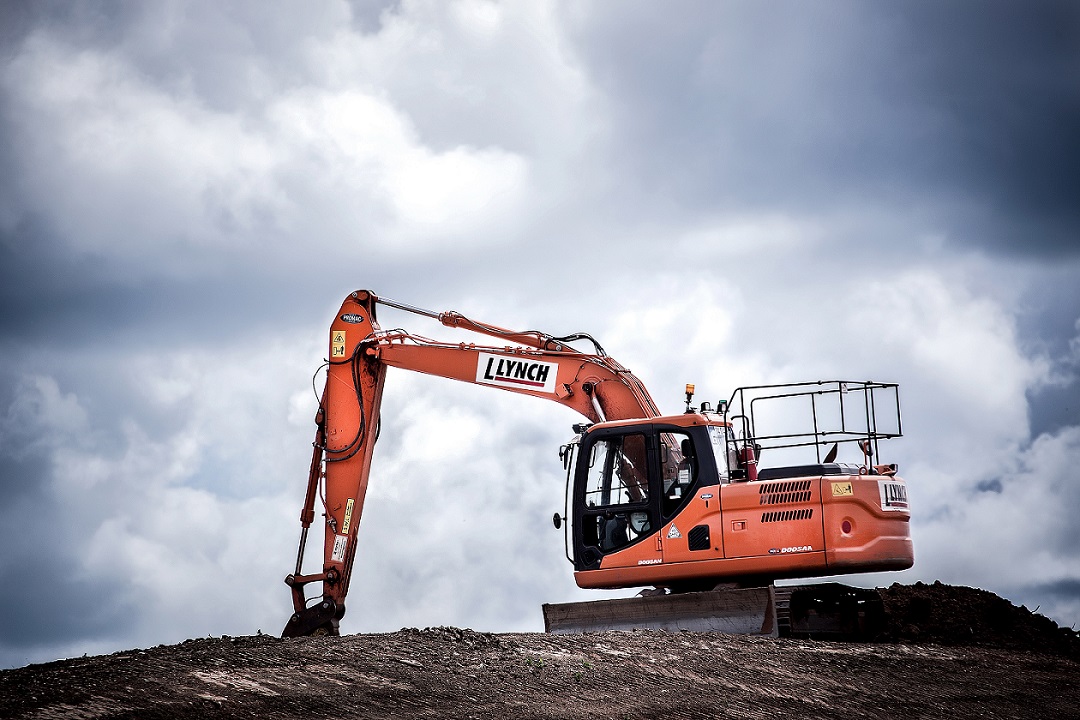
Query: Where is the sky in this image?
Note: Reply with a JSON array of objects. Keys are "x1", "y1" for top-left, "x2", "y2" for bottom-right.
[{"x1": 1, "y1": 0, "x2": 1078, "y2": 668}]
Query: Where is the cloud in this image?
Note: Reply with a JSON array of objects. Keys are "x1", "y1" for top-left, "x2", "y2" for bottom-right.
[
  {"x1": 916, "y1": 426, "x2": 1080, "y2": 620},
  {"x1": 1, "y1": 375, "x2": 89, "y2": 458},
  {"x1": 0, "y1": 346, "x2": 314, "y2": 666},
  {"x1": 568, "y1": 0, "x2": 1080, "y2": 256},
  {"x1": 1, "y1": 31, "x2": 531, "y2": 279}
]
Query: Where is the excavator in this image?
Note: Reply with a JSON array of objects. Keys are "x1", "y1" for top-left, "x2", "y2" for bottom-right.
[{"x1": 282, "y1": 290, "x2": 913, "y2": 638}]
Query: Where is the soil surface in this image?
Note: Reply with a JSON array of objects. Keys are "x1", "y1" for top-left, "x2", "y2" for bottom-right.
[{"x1": 2, "y1": 582, "x2": 1078, "y2": 720}]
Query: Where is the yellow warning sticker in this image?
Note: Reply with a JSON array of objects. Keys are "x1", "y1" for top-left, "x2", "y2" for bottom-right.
[
  {"x1": 341, "y1": 498, "x2": 355, "y2": 535},
  {"x1": 831, "y1": 481, "x2": 854, "y2": 497},
  {"x1": 331, "y1": 330, "x2": 347, "y2": 358}
]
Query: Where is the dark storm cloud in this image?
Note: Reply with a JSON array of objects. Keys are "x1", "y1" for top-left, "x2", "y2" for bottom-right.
[
  {"x1": 0, "y1": 1, "x2": 394, "y2": 118},
  {"x1": 0, "y1": 221, "x2": 473, "y2": 352},
  {"x1": 1029, "y1": 382, "x2": 1080, "y2": 439},
  {"x1": 0, "y1": 1, "x2": 132, "y2": 64},
  {"x1": 1031, "y1": 578, "x2": 1080, "y2": 611},
  {"x1": 0, "y1": 208, "x2": 387, "y2": 352},
  {"x1": 899, "y1": 0, "x2": 1080, "y2": 258},
  {"x1": 0, "y1": 391, "x2": 137, "y2": 664},
  {"x1": 1013, "y1": 273, "x2": 1080, "y2": 437},
  {"x1": 0, "y1": 222, "x2": 278, "y2": 348},
  {"x1": 0, "y1": 505, "x2": 136, "y2": 652},
  {"x1": 0, "y1": 219, "x2": 137, "y2": 343},
  {"x1": 0, "y1": 452, "x2": 40, "y2": 511},
  {"x1": 571, "y1": 0, "x2": 1080, "y2": 257},
  {"x1": 345, "y1": 0, "x2": 401, "y2": 33}
]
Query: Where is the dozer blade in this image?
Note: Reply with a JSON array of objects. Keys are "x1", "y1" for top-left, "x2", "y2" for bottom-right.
[{"x1": 543, "y1": 586, "x2": 777, "y2": 636}]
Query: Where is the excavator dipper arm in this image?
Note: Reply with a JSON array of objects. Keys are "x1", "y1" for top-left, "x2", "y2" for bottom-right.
[{"x1": 282, "y1": 290, "x2": 658, "y2": 636}]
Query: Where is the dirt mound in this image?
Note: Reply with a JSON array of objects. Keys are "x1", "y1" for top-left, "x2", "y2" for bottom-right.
[
  {"x1": 2, "y1": 583, "x2": 1078, "y2": 719},
  {"x1": 879, "y1": 581, "x2": 1080, "y2": 658}
]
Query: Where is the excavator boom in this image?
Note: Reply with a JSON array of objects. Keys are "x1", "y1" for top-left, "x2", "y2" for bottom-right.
[{"x1": 283, "y1": 290, "x2": 660, "y2": 636}]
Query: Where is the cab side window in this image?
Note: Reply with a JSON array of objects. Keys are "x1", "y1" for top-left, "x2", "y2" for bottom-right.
[
  {"x1": 582, "y1": 433, "x2": 651, "y2": 553},
  {"x1": 660, "y1": 431, "x2": 696, "y2": 518}
]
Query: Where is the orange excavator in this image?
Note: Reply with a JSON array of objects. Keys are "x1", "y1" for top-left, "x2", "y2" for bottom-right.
[{"x1": 282, "y1": 291, "x2": 912, "y2": 637}]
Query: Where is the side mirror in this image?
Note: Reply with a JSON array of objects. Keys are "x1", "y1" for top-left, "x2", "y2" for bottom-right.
[
  {"x1": 559, "y1": 444, "x2": 576, "y2": 471},
  {"x1": 552, "y1": 513, "x2": 563, "y2": 530}
]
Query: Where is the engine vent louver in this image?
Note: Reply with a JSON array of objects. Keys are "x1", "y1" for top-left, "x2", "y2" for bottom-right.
[
  {"x1": 759, "y1": 479, "x2": 813, "y2": 505},
  {"x1": 761, "y1": 508, "x2": 814, "y2": 523},
  {"x1": 687, "y1": 525, "x2": 711, "y2": 551}
]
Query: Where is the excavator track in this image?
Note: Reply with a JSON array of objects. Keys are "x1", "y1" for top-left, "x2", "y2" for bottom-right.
[
  {"x1": 774, "y1": 586, "x2": 793, "y2": 636},
  {"x1": 777, "y1": 583, "x2": 885, "y2": 640}
]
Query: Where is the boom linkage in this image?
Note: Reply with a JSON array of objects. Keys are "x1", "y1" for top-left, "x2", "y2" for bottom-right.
[{"x1": 283, "y1": 290, "x2": 658, "y2": 636}]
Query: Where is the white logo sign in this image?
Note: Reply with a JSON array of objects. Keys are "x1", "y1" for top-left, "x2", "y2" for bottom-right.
[
  {"x1": 667, "y1": 524, "x2": 682, "y2": 540},
  {"x1": 878, "y1": 480, "x2": 909, "y2": 512},
  {"x1": 476, "y1": 352, "x2": 559, "y2": 393}
]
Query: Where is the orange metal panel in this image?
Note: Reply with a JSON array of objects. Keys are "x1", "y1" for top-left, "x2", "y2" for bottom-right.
[
  {"x1": 821, "y1": 474, "x2": 913, "y2": 572},
  {"x1": 721, "y1": 478, "x2": 825, "y2": 560}
]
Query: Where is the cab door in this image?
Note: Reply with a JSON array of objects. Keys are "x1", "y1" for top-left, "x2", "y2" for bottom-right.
[
  {"x1": 572, "y1": 427, "x2": 662, "y2": 571},
  {"x1": 658, "y1": 427, "x2": 725, "y2": 565}
]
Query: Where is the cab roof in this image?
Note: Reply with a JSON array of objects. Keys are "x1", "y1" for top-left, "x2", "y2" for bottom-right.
[{"x1": 587, "y1": 413, "x2": 729, "y2": 432}]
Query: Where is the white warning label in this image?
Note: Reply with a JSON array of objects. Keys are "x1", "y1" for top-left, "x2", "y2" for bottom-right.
[{"x1": 331, "y1": 534, "x2": 349, "y2": 562}]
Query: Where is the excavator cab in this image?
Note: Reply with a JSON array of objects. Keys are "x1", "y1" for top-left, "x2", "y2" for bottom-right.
[{"x1": 569, "y1": 420, "x2": 721, "y2": 573}]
